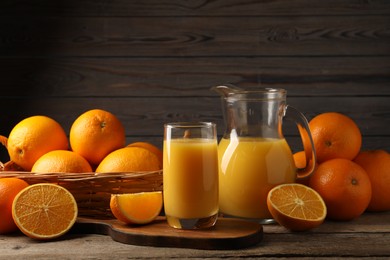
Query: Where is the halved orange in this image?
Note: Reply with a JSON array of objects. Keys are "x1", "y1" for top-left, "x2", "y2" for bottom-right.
[
  {"x1": 12, "y1": 183, "x2": 78, "y2": 240},
  {"x1": 110, "y1": 191, "x2": 162, "y2": 225},
  {"x1": 267, "y1": 183, "x2": 327, "y2": 231}
]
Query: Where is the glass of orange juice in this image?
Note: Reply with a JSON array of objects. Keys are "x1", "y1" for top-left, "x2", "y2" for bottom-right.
[{"x1": 163, "y1": 122, "x2": 219, "y2": 229}]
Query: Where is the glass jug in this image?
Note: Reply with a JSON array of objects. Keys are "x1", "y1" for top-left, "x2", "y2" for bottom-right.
[{"x1": 213, "y1": 85, "x2": 316, "y2": 223}]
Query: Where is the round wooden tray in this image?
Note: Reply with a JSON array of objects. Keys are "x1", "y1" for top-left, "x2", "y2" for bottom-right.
[{"x1": 73, "y1": 216, "x2": 263, "y2": 250}]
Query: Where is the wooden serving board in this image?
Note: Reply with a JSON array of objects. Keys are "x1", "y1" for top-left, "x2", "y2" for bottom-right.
[{"x1": 72, "y1": 216, "x2": 263, "y2": 250}]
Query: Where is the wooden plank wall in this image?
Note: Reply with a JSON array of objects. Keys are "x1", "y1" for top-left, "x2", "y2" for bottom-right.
[{"x1": 0, "y1": 0, "x2": 389, "y2": 162}]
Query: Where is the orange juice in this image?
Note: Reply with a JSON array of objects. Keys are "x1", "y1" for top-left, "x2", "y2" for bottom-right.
[
  {"x1": 218, "y1": 137, "x2": 296, "y2": 219},
  {"x1": 163, "y1": 138, "x2": 219, "y2": 219}
]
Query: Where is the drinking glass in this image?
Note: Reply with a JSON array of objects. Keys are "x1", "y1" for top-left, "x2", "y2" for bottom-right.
[{"x1": 163, "y1": 122, "x2": 219, "y2": 229}]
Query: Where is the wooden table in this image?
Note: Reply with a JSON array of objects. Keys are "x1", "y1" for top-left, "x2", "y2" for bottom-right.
[{"x1": 1, "y1": 211, "x2": 389, "y2": 259}]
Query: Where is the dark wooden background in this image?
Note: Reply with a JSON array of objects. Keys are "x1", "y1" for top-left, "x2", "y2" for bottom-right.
[{"x1": 1, "y1": 0, "x2": 389, "y2": 162}]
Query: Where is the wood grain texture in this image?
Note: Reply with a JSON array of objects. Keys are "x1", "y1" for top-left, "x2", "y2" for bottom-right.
[
  {"x1": 1, "y1": 57, "x2": 389, "y2": 97},
  {"x1": 73, "y1": 217, "x2": 263, "y2": 250},
  {"x1": 1, "y1": 0, "x2": 389, "y2": 16},
  {"x1": 0, "y1": 212, "x2": 389, "y2": 258},
  {"x1": 1, "y1": 16, "x2": 389, "y2": 56},
  {"x1": 0, "y1": 0, "x2": 389, "y2": 163},
  {"x1": 0, "y1": 97, "x2": 387, "y2": 135}
]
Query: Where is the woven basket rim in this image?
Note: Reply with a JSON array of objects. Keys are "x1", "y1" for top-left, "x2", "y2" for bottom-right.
[{"x1": 0, "y1": 170, "x2": 163, "y2": 181}]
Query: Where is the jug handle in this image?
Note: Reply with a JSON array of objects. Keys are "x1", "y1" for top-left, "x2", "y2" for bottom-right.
[{"x1": 284, "y1": 105, "x2": 317, "y2": 179}]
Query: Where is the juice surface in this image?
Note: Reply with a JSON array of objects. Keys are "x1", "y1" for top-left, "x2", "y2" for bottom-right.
[
  {"x1": 218, "y1": 137, "x2": 296, "y2": 219},
  {"x1": 163, "y1": 138, "x2": 219, "y2": 219}
]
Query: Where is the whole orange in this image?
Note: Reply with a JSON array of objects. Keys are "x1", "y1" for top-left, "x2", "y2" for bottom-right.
[
  {"x1": 7, "y1": 116, "x2": 69, "y2": 171},
  {"x1": 127, "y1": 142, "x2": 163, "y2": 169},
  {"x1": 96, "y1": 147, "x2": 161, "y2": 173},
  {"x1": 0, "y1": 178, "x2": 29, "y2": 234},
  {"x1": 31, "y1": 150, "x2": 92, "y2": 173},
  {"x1": 309, "y1": 158, "x2": 372, "y2": 221},
  {"x1": 304, "y1": 112, "x2": 362, "y2": 163},
  {"x1": 69, "y1": 109, "x2": 126, "y2": 166},
  {"x1": 354, "y1": 150, "x2": 390, "y2": 212}
]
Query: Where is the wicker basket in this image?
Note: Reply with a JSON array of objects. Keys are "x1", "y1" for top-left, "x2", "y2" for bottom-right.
[
  {"x1": 0, "y1": 170, "x2": 163, "y2": 219},
  {"x1": 0, "y1": 134, "x2": 164, "y2": 218}
]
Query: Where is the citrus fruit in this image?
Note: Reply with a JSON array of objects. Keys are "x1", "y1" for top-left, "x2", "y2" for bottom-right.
[
  {"x1": 0, "y1": 178, "x2": 29, "y2": 234},
  {"x1": 267, "y1": 183, "x2": 326, "y2": 231},
  {"x1": 7, "y1": 115, "x2": 69, "y2": 171},
  {"x1": 354, "y1": 150, "x2": 390, "y2": 211},
  {"x1": 31, "y1": 150, "x2": 92, "y2": 174},
  {"x1": 127, "y1": 142, "x2": 163, "y2": 169},
  {"x1": 95, "y1": 147, "x2": 161, "y2": 173},
  {"x1": 293, "y1": 151, "x2": 317, "y2": 186},
  {"x1": 12, "y1": 183, "x2": 78, "y2": 240},
  {"x1": 309, "y1": 158, "x2": 372, "y2": 221},
  {"x1": 69, "y1": 109, "x2": 125, "y2": 166},
  {"x1": 110, "y1": 191, "x2": 163, "y2": 224},
  {"x1": 304, "y1": 112, "x2": 362, "y2": 163}
]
